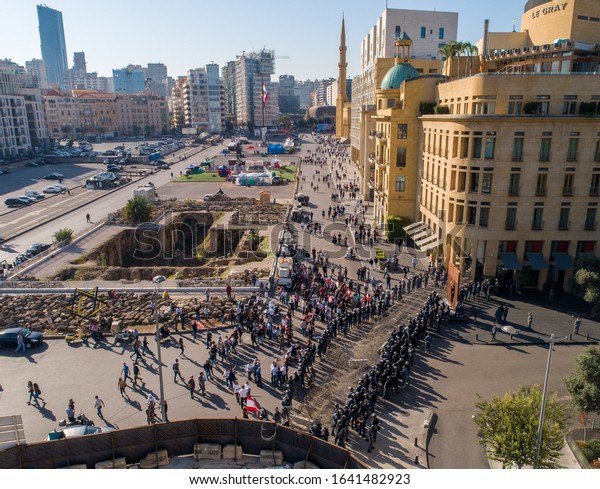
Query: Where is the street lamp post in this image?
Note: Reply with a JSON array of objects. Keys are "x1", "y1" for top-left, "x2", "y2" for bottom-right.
[
  {"x1": 153, "y1": 275, "x2": 167, "y2": 422},
  {"x1": 534, "y1": 333, "x2": 568, "y2": 468}
]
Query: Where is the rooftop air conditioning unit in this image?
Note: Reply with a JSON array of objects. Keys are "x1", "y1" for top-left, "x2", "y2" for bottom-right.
[
  {"x1": 507, "y1": 49, "x2": 513, "y2": 55},
  {"x1": 523, "y1": 47, "x2": 530, "y2": 53},
  {"x1": 514, "y1": 48, "x2": 521, "y2": 54},
  {"x1": 532, "y1": 46, "x2": 540, "y2": 52},
  {"x1": 554, "y1": 43, "x2": 561, "y2": 49},
  {"x1": 542, "y1": 44, "x2": 551, "y2": 50}
]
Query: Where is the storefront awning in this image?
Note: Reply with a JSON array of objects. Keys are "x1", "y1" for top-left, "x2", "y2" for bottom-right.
[
  {"x1": 500, "y1": 252, "x2": 521, "y2": 271},
  {"x1": 525, "y1": 252, "x2": 549, "y2": 270},
  {"x1": 551, "y1": 252, "x2": 575, "y2": 270}
]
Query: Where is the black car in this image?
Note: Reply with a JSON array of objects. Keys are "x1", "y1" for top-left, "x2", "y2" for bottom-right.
[
  {"x1": 26, "y1": 243, "x2": 51, "y2": 256},
  {"x1": 0, "y1": 327, "x2": 44, "y2": 349},
  {"x1": 43, "y1": 173, "x2": 64, "y2": 180},
  {"x1": 5, "y1": 197, "x2": 30, "y2": 207}
]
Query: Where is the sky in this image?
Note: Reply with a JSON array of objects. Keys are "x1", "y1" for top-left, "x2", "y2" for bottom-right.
[{"x1": 2, "y1": 0, "x2": 527, "y2": 81}]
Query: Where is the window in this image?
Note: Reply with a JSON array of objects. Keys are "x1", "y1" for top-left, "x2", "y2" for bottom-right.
[
  {"x1": 590, "y1": 174, "x2": 600, "y2": 196},
  {"x1": 551, "y1": 241, "x2": 569, "y2": 253},
  {"x1": 479, "y1": 207, "x2": 490, "y2": 227},
  {"x1": 512, "y1": 135, "x2": 524, "y2": 161},
  {"x1": 470, "y1": 173, "x2": 479, "y2": 192},
  {"x1": 509, "y1": 173, "x2": 520, "y2": 196},
  {"x1": 396, "y1": 147, "x2": 407, "y2": 167},
  {"x1": 468, "y1": 206, "x2": 477, "y2": 225},
  {"x1": 577, "y1": 241, "x2": 595, "y2": 254},
  {"x1": 482, "y1": 173, "x2": 493, "y2": 193},
  {"x1": 395, "y1": 175, "x2": 406, "y2": 192},
  {"x1": 532, "y1": 207, "x2": 544, "y2": 230},
  {"x1": 563, "y1": 174, "x2": 574, "y2": 196},
  {"x1": 458, "y1": 172, "x2": 466, "y2": 191},
  {"x1": 508, "y1": 101, "x2": 522, "y2": 115},
  {"x1": 567, "y1": 138, "x2": 579, "y2": 161},
  {"x1": 499, "y1": 240, "x2": 518, "y2": 253},
  {"x1": 536, "y1": 174, "x2": 547, "y2": 196},
  {"x1": 485, "y1": 134, "x2": 496, "y2": 159},
  {"x1": 585, "y1": 207, "x2": 597, "y2": 230},
  {"x1": 472, "y1": 136, "x2": 482, "y2": 158},
  {"x1": 421, "y1": 27, "x2": 426, "y2": 38},
  {"x1": 562, "y1": 101, "x2": 577, "y2": 114},
  {"x1": 439, "y1": 27, "x2": 445, "y2": 39},
  {"x1": 395, "y1": 26, "x2": 401, "y2": 38},
  {"x1": 558, "y1": 207, "x2": 570, "y2": 230},
  {"x1": 595, "y1": 140, "x2": 600, "y2": 162},
  {"x1": 525, "y1": 241, "x2": 544, "y2": 253},
  {"x1": 387, "y1": 98, "x2": 396, "y2": 108},
  {"x1": 540, "y1": 136, "x2": 551, "y2": 162},
  {"x1": 397, "y1": 124, "x2": 408, "y2": 139},
  {"x1": 505, "y1": 207, "x2": 517, "y2": 230}
]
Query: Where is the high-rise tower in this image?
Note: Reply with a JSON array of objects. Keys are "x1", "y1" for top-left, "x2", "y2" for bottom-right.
[
  {"x1": 37, "y1": 4, "x2": 69, "y2": 90},
  {"x1": 336, "y1": 16, "x2": 351, "y2": 139}
]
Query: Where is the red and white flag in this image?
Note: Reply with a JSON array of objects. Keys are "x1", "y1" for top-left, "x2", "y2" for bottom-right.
[
  {"x1": 245, "y1": 396, "x2": 260, "y2": 415},
  {"x1": 262, "y1": 82, "x2": 269, "y2": 106}
]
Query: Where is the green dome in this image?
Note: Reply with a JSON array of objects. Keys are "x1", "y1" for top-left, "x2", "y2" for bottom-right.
[{"x1": 380, "y1": 62, "x2": 420, "y2": 90}]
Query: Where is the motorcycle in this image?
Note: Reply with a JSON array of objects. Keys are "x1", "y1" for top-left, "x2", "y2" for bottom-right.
[
  {"x1": 344, "y1": 247, "x2": 356, "y2": 260},
  {"x1": 59, "y1": 412, "x2": 95, "y2": 427}
]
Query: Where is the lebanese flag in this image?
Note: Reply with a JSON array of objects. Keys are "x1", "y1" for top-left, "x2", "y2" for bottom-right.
[
  {"x1": 246, "y1": 396, "x2": 260, "y2": 415},
  {"x1": 262, "y1": 82, "x2": 269, "y2": 106}
]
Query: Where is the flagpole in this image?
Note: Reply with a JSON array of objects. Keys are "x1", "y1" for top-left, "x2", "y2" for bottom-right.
[{"x1": 261, "y1": 75, "x2": 265, "y2": 131}]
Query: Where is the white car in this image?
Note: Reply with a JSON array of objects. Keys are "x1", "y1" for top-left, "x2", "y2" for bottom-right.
[
  {"x1": 43, "y1": 184, "x2": 67, "y2": 194},
  {"x1": 24, "y1": 190, "x2": 45, "y2": 200}
]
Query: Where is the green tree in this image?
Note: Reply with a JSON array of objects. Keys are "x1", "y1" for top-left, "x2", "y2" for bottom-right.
[
  {"x1": 573, "y1": 255, "x2": 600, "y2": 316},
  {"x1": 462, "y1": 41, "x2": 479, "y2": 76},
  {"x1": 473, "y1": 385, "x2": 568, "y2": 468},
  {"x1": 565, "y1": 346, "x2": 600, "y2": 414},
  {"x1": 122, "y1": 195, "x2": 154, "y2": 224},
  {"x1": 53, "y1": 227, "x2": 74, "y2": 244}
]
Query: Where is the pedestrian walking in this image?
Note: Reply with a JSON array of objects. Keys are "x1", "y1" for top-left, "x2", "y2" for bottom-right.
[
  {"x1": 197, "y1": 371, "x2": 206, "y2": 395},
  {"x1": 15, "y1": 332, "x2": 26, "y2": 353},
  {"x1": 527, "y1": 313, "x2": 533, "y2": 331},
  {"x1": 118, "y1": 377, "x2": 127, "y2": 397},
  {"x1": 121, "y1": 362, "x2": 130, "y2": 381},
  {"x1": 33, "y1": 382, "x2": 42, "y2": 404},
  {"x1": 133, "y1": 362, "x2": 143, "y2": 387},
  {"x1": 491, "y1": 324, "x2": 497, "y2": 342},
  {"x1": 86, "y1": 213, "x2": 91, "y2": 223},
  {"x1": 94, "y1": 395, "x2": 105, "y2": 418},
  {"x1": 27, "y1": 381, "x2": 35, "y2": 405},
  {"x1": 130, "y1": 339, "x2": 142, "y2": 361},
  {"x1": 367, "y1": 424, "x2": 378, "y2": 453},
  {"x1": 142, "y1": 336, "x2": 153, "y2": 356},
  {"x1": 187, "y1": 375, "x2": 196, "y2": 399},
  {"x1": 173, "y1": 358, "x2": 184, "y2": 383},
  {"x1": 573, "y1": 317, "x2": 581, "y2": 335},
  {"x1": 179, "y1": 337, "x2": 185, "y2": 357}
]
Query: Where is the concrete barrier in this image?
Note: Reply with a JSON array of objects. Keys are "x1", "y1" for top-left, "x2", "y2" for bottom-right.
[
  {"x1": 193, "y1": 443, "x2": 222, "y2": 460},
  {"x1": 222, "y1": 444, "x2": 243, "y2": 460},
  {"x1": 95, "y1": 457, "x2": 127, "y2": 469},
  {"x1": 260, "y1": 449, "x2": 284, "y2": 466},
  {"x1": 139, "y1": 449, "x2": 169, "y2": 469}
]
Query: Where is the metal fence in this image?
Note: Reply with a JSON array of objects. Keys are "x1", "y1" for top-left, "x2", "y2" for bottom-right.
[{"x1": 0, "y1": 418, "x2": 364, "y2": 469}]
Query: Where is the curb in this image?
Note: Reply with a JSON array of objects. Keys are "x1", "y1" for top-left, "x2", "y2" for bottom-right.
[{"x1": 415, "y1": 409, "x2": 435, "y2": 468}]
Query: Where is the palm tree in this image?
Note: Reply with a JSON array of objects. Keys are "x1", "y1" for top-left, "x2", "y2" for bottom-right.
[
  {"x1": 461, "y1": 42, "x2": 479, "y2": 76},
  {"x1": 123, "y1": 195, "x2": 154, "y2": 224},
  {"x1": 438, "y1": 41, "x2": 457, "y2": 77}
]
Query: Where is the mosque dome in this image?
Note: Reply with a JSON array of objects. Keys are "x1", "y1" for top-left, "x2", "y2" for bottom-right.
[{"x1": 380, "y1": 62, "x2": 420, "y2": 90}]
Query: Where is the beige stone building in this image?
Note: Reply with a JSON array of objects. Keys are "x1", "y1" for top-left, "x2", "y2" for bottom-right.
[{"x1": 371, "y1": 0, "x2": 600, "y2": 291}]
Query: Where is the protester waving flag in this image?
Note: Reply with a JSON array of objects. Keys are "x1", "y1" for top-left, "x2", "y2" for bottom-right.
[
  {"x1": 245, "y1": 396, "x2": 260, "y2": 416},
  {"x1": 262, "y1": 82, "x2": 269, "y2": 106}
]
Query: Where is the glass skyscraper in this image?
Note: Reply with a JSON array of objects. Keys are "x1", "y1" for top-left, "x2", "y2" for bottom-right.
[{"x1": 37, "y1": 4, "x2": 69, "y2": 90}]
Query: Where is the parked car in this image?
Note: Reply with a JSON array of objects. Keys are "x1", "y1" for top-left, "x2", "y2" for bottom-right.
[
  {"x1": 158, "y1": 163, "x2": 170, "y2": 170},
  {"x1": 106, "y1": 164, "x2": 123, "y2": 172},
  {"x1": 17, "y1": 195, "x2": 37, "y2": 204},
  {"x1": 42, "y1": 184, "x2": 67, "y2": 194},
  {"x1": 0, "y1": 169, "x2": 9, "y2": 175},
  {"x1": 24, "y1": 190, "x2": 45, "y2": 200},
  {"x1": 44, "y1": 172, "x2": 64, "y2": 180},
  {"x1": 26, "y1": 243, "x2": 51, "y2": 256},
  {"x1": 25, "y1": 161, "x2": 40, "y2": 167},
  {"x1": 5, "y1": 197, "x2": 31, "y2": 207},
  {"x1": 0, "y1": 327, "x2": 44, "y2": 349}
]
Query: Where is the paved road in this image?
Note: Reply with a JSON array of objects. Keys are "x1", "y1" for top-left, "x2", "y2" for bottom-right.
[{"x1": 0, "y1": 144, "x2": 218, "y2": 265}]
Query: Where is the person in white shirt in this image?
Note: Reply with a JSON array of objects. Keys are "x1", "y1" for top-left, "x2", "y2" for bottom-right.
[
  {"x1": 233, "y1": 382, "x2": 240, "y2": 403},
  {"x1": 239, "y1": 386, "x2": 248, "y2": 407}
]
